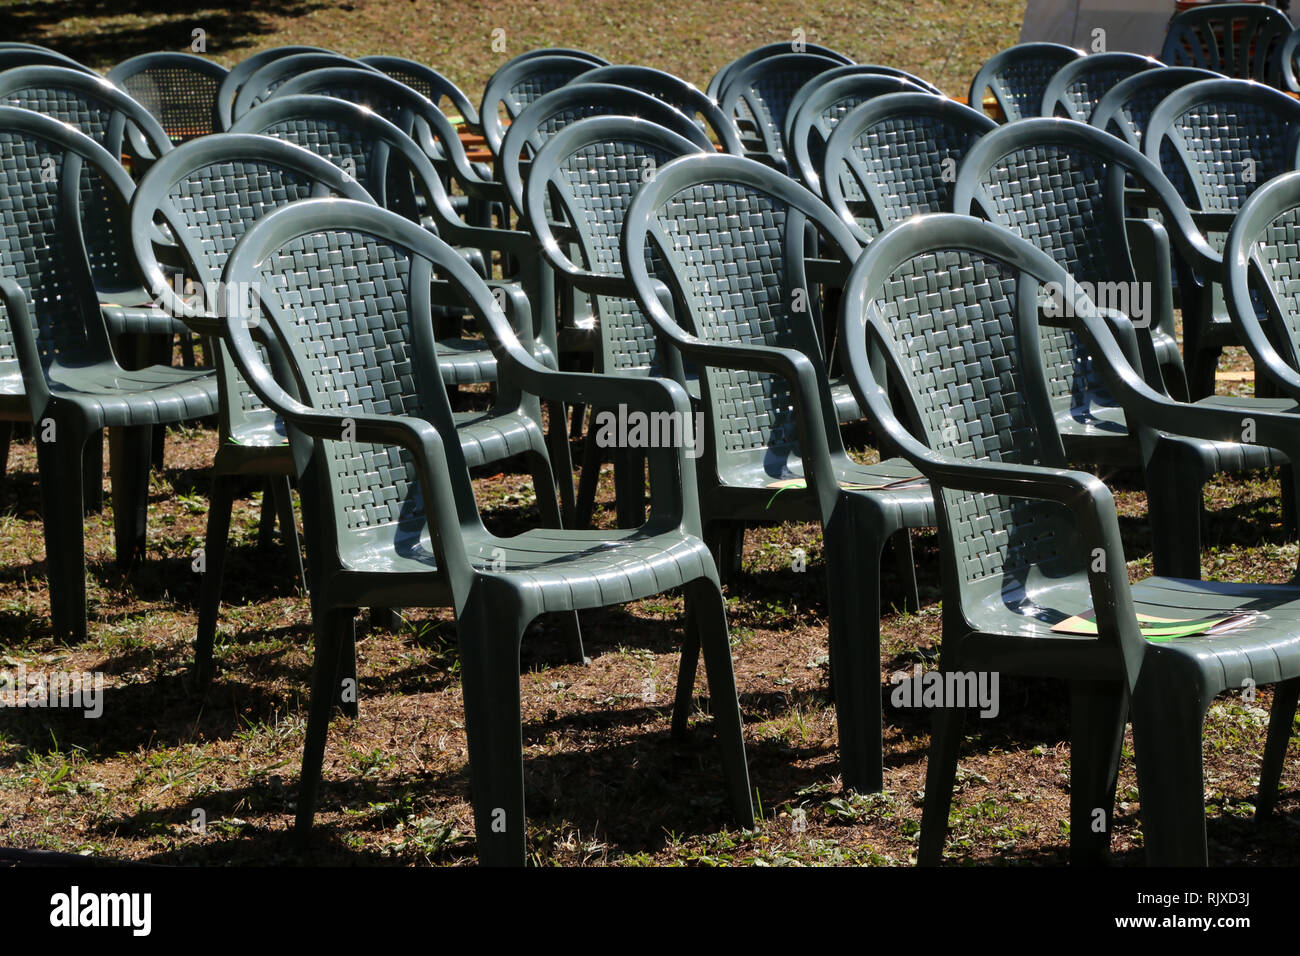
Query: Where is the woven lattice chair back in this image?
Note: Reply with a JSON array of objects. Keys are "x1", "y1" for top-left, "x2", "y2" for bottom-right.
[
  {"x1": 215, "y1": 45, "x2": 332, "y2": 131},
  {"x1": 526, "y1": 116, "x2": 710, "y2": 375},
  {"x1": 823, "y1": 92, "x2": 996, "y2": 246},
  {"x1": 574, "y1": 65, "x2": 744, "y2": 154},
  {"x1": 231, "y1": 52, "x2": 375, "y2": 124},
  {"x1": 0, "y1": 48, "x2": 96, "y2": 75},
  {"x1": 479, "y1": 54, "x2": 604, "y2": 156},
  {"x1": 1089, "y1": 66, "x2": 1219, "y2": 153},
  {"x1": 360, "y1": 55, "x2": 480, "y2": 128},
  {"x1": 1041, "y1": 52, "x2": 1163, "y2": 123},
  {"x1": 130, "y1": 133, "x2": 375, "y2": 448},
  {"x1": 783, "y1": 74, "x2": 926, "y2": 194},
  {"x1": 0, "y1": 106, "x2": 133, "y2": 376},
  {"x1": 108, "y1": 52, "x2": 229, "y2": 144},
  {"x1": 498, "y1": 84, "x2": 705, "y2": 219},
  {"x1": 1225, "y1": 171, "x2": 1300, "y2": 389},
  {"x1": 268, "y1": 67, "x2": 474, "y2": 178},
  {"x1": 1160, "y1": 1, "x2": 1292, "y2": 84},
  {"x1": 953, "y1": 117, "x2": 1201, "y2": 426},
  {"x1": 716, "y1": 53, "x2": 845, "y2": 162},
  {"x1": 0, "y1": 66, "x2": 174, "y2": 298},
  {"x1": 230, "y1": 94, "x2": 444, "y2": 225},
  {"x1": 968, "y1": 42, "x2": 1082, "y2": 122},
  {"x1": 841, "y1": 214, "x2": 1087, "y2": 600},
  {"x1": 622, "y1": 153, "x2": 861, "y2": 480},
  {"x1": 1144, "y1": 78, "x2": 1300, "y2": 243},
  {"x1": 705, "y1": 42, "x2": 853, "y2": 102}
]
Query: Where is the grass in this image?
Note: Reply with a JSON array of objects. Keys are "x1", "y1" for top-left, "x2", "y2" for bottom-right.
[{"x1": 0, "y1": 0, "x2": 1297, "y2": 867}]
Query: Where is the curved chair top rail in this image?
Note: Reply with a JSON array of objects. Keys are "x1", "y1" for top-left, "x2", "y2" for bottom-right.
[
  {"x1": 1160, "y1": 1, "x2": 1292, "y2": 83},
  {"x1": 1041, "y1": 51, "x2": 1164, "y2": 122},
  {"x1": 705, "y1": 41, "x2": 853, "y2": 101},
  {"x1": 0, "y1": 47, "x2": 97, "y2": 75},
  {"x1": 231, "y1": 52, "x2": 375, "y2": 123},
  {"x1": 715, "y1": 51, "x2": 848, "y2": 161},
  {"x1": 0, "y1": 64, "x2": 174, "y2": 161},
  {"x1": 107, "y1": 51, "x2": 229, "y2": 144},
  {"x1": 485, "y1": 47, "x2": 608, "y2": 91},
  {"x1": 574, "y1": 65, "x2": 744, "y2": 154},
  {"x1": 215, "y1": 45, "x2": 334, "y2": 130},
  {"x1": 499, "y1": 82, "x2": 711, "y2": 218},
  {"x1": 479, "y1": 53, "x2": 604, "y2": 155},
  {"x1": 1089, "y1": 65, "x2": 1220, "y2": 150},
  {"x1": 785, "y1": 73, "x2": 927, "y2": 193},
  {"x1": 783, "y1": 63, "x2": 945, "y2": 145},
  {"x1": 967, "y1": 42, "x2": 1084, "y2": 122},
  {"x1": 359, "y1": 54, "x2": 479, "y2": 127},
  {"x1": 822, "y1": 91, "x2": 997, "y2": 244}
]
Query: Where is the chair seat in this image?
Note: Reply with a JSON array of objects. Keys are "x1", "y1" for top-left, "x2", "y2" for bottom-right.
[
  {"x1": 341, "y1": 524, "x2": 714, "y2": 614},
  {"x1": 453, "y1": 408, "x2": 544, "y2": 469},
  {"x1": 436, "y1": 337, "x2": 497, "y2": 385},
  {"x1": 964, "y1": 573, "x2": 1300, "y2": 688},
  {"x1": 45, "y1": 361, "x2": 219, "y2": 427},
  {"x1": 713, "y1": 454, "x2": 934, "y2": 522}
]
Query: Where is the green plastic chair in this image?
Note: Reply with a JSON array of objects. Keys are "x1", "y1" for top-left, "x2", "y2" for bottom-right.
[
  {"x1": 822, "y1": 92, "x2": 996, "y2": 246},
  {"x1": 705, "y1": 42, "x2": 853, "y2": 103},
  {"x1": 479, "y1": 54, "x2": 604, "y2": 158},
  {"x1": 715, "y1": 52, "x2": 846, "y2": 172},
  {"x1": 1144, "y1": 77, "x2": 1300, "y2": 398},
  {"x1": 228, "y1": 94, "x2": 498, "y2": 388},
  {"x1": 622, "y1": 152, "x2": 936, "y2": 792},
  {"x1": 967, "y1": 42, "x2": 1082, "y2": 122},
  {"x1": 0, "y1": 106, "x2": 218, "y2": 641},
  {"x1": 841, "y1": 211, "x2": 1300, "y2": 866},
  {"x1": 214, "y1": 45, "x2": 333, "y2": 131},
  {"x1": 953, "y1": 117, "x2": 1294, "y2": 579},
  {"x1": 265, "y1": 67, "x2": 577, "y2": 520},
  {"x1": 1040, "y1": 52, "x2": 1163, "y2": 123},
  {"x1": 359, "y1": 55, "x2": 479, "y2": 129},
  {"x1": 218, "y1": 197, "x2": 752, "y2": 866},
  {"x1": 229, "y1": 52, "x2": 375, "y2": 124},
  {"x1": 108, "y1": 52, "x2": 229, "y2": 145},
  {"x1": 131, "y1": 131, "x2": 574, "y2": 681},
  {"x1": 525, "y1": 115, "x2": 711, "y2": 528},
  {"x1": 1160, "y1": 1, "x2": 1291, "y2": 84},
  {"x1": 573, "y1": 65, "x2": 744, "y2": 155},
  {"x1": 782, "y1": 74, "x2": 925, "y2": 195}
]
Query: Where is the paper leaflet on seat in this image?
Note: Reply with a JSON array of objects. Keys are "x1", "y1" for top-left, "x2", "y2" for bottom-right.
[{"x1": 1050, "y1": 608, "x2": 1260, "y2": 640}]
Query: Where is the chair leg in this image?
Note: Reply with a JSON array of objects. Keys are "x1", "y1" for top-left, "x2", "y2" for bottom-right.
[
  {"x1": 294, "y1": 604, "x2": 353, "y2": 844},
  {"x1": 544, "y1": 398, "x2": 576, "y2": 526},
  {"x1": 0, "y1": 421, "x2": 10, "y2": 480},
  {"x1": 195, "y1": 473, "x2": 235, "y2": 688},
  {"x1": 367, "y1": 607, "x2": 399, "y2": 632},
  {"x1": 1068, "y1": 680, "x2": 1127, "y2": 865},
  {"x1": 1146, "y1": 442, "x2": 1204, "y2": 579},
  {"x1": 917, "y1": 703, "x2": 966, "y2": 866},
  {"x1": 1130, "y1": 675, "x2": 1210, "y2": 865},
  {"x1": 82, "y1": 428, "x2": 104, "y2": 514},
  {"x1": 457, "y1": 590, "x2": 528, "y2": 866},
  {"x1": 256, "y1": 480, "x2": 277, "y2": 551},
  {"x1": 335, "y1": 610, "x2": 358, "y2": 719},
  {"x1": 36, "y1": 421, "x2": 88, "y2": 643},
  {"x1": 1281, "y1": 466, "x2": 1298, "y2": 538},
  {"x1": 672, "y1": 613, "x2": 701, "y2": 741},
  {"x1": 269, "y1": 476, "x2": 306, "y2": 591},
  {"x1": 684, "y1": 575, "x2": 754, "y2": 829},
  {"x1": 108, "y1": 424, "x2": 152, "y2": 569},
  {"x1": 825, "y1": 519, "x2": 885, "y2": 794},
  {"x1": 888, "y1": 528, "x2": 920, "y2": 614},
  {"x1": 574, "y1": 411, "x2": 604, "y2": 530},
  {"x1": 1257, "y1": 676, "x2": 1300, "y2": 818}
]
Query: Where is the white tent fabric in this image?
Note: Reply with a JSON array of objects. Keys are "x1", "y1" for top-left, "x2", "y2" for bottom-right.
[{"x1": 1019, "y1": 0, "x2": 1177, "y2": 55}]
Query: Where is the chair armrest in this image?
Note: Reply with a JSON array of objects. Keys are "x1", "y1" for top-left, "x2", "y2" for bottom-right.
[
  {"x1": 0, "y1": 278, "x2": 50, "y2": 415},
  {"x1": 101, "y1": 305, "x2": 191, "y2": 338}
]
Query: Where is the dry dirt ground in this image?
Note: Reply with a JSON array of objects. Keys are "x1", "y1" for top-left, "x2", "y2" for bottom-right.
[{"x1": 0, "y1": 0, "x2": 1297, "y2": 866}]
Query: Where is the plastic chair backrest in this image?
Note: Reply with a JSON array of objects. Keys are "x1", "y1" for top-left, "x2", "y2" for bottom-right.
[
  {"x1": 706, "y1": 41, "x2": 853, "y2": 101},
  {"x1": 108, "y1": 51, "x2": 229, "y2": 143},
  {"x1": 822, "y1": 92, "x2": 996, "y2": 244},
  {"x1": 716, "y1": 52, "x2": 847, "y2": 162},
  {"x1": 575, "y1": 65, "x2": 743, "y2": 154},
  {"x1": 359, "y1": 55, "x2": 479, "y2": 127},
  {"x1": 1041, "y1": 52, "x2": 1164, "y2": 122},
  {"x1": 231, "y1": 52, "x2": 375, "y2": 122},
  {"x1": 479, "y1": 54, "x2": 603, "y2": 155},
  {"x1": 1089, "y1": 65, "x2": 1220, "y2": 151},
  {"x1": 968, "y1": 42, "x2": 1083, "y2": 122},
  {"x1": 1160, "y1": 2, "x2": 1292, "y2": 83},
  {"x1": 215, "y1": 45, "x2": 333, "y2": 130}
]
